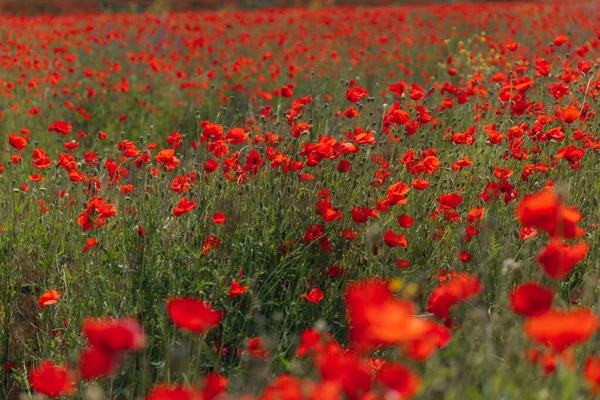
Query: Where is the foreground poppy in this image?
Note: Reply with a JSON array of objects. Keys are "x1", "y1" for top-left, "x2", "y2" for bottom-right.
[
  {"x1": 82, "y1": 317, "x2": 146, "y2": 352},
  {"x1": 166, "y1": 297, "x2": 222, "y2": 334},
  {"x1": 376, "y1": 362, "x2": 421, "y2": 399},
  {"x1": 346, "y1": 280, "x2": 428, "y2": 351},
  {"x1": 317, "y1": 348, "x2": 373, "y2": 398},
  {"x1": 402, "y1": 320, "x2": 452, "y2": 361},
  {"x1": 29, "y1": 361, "x2": 76, "y2": 398},
  {"x1": 585, "y1": 356, "x2": 600, "y2": 395},
  {"x1": 79, "y1": 346, "x2": 118, "y2": 381},
  {"x1": 146, "y1": 384, "x2": 201, "y2": 400},
  {"x1": 524, "y1": 309, "x2": 598, "y2": 353},
  {"x1": 426, "y1": 273, "x2": 482, "y2": 320},
  {"x1": 509, "y1": 282, "x2": 554, "y2": 317}
]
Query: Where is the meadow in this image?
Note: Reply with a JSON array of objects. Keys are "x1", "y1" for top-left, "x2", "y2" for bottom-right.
[{"x1": 2, "y1": 1, "x2": 600, "y2": 398}]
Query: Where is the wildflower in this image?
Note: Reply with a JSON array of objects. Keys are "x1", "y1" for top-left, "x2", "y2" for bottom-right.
[
  {"x1": 39, "y1": 290, "x2": 61, "y2": 309},
  {"x1": 166, "y1": 297, "x2": 222, "y2": 334},
  {"x1": 29, "y1": 361, "x2": 75, "y2": 398}
]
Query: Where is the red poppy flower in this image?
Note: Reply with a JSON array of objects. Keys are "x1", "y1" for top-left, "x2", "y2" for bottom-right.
[
  {"x1": 167, "y1": 131, "x2": 183, "y2": 149},
  {"x1": 82, "y1": 237, "x2": 97, "y2": 253},
  {"x1": 201, "y1": 235, "x2": 221, "y2": 256},
  {"x1": 336, "y1": 159, "x2": 351, "y2": 172},
  {"x1": 39, "y1": 289, "x2": 61, "y2": 309},
  {"x1": 351, "y1": 207, "x2": 378, "y2": 223},
  {"x1": 515, "y1": 188, "x2": 583, "y2": 239},
  {"x1": 467, "y1": 206, "x2": 485, "y2": 222},
  {"x1": 82, "y1": 317, "x2": 146, "y2": 353},
  {"x1": 509, "y1": 282, "x2": 554, "y2": 317},
  {"x1": 79, "y1": 346, "x2": 118, "y2": 381},
  {"x1": 346, "y1": 86, "x2": 368, "y2": 103},
  {"x1": 212, "y1": 212, "x2": 229, "y2": 225},
  {"x1": 173, "y1": 197, "x2": 197, "y2": 217},
  {"x1": 247, "y1": 337, "x2": 270, "y2": 360},
  {"x1": 383, "y1": 230, "x2": 408, "y2": 248},
  {"x1": 411, "y1": 178, "x2": 430, "y2": 190},
  {"x1": 229, "y1": 281, "x2": 248, "y2": 300},
  {"x1": 376, "y1": 362, "x2": 421, "y2": 399},
  {"x1": 318, "y1": 348, "x2": 372, "y2": 398},
  {"x1": 524, "y1": 309, "x2": 597, "y2": 353},
  {"x1": 457, "y1": 251, "x2": 471, "y2": 262},
  {"x1": 346, "y1": 280, "x2": 428, "y2": 351},
  {"x1": 29, "y1": 360, "x2": 76, "y2": 398},
  {"x1": 261, "y1": 375, "x2": 303, "y2": 400},
  {"x1": 8, "y1": 134, "x2": 27, "y2": 150},
  {"x1": 585, "y1": 356, "x2": 600, "y2": 395},
  {"x1": 63, "y1": 141, "x2": 79, "y2": 151},
  {"x1": 204, "y1": 159, "x2": 219, "y2": 173},
  {"x1": 146, "y1": 384, "x2": 201, "y2": 400},
  {"x1": 438, "y1": 193, "x2": 463, "y2": 209},
  {"x1": 202, "y1": 372, "x2": 228, "y2": 400},
  {"x1": 48, "y1": 121, "x2": 72, "y2": 135},
  {"x1": 402, "y1": 320, "x2": 451, "y2": 361},
  {"x1": 303, "y1": 288, "x2": 324, "y2": 304},
  {"x1": 426, "y1": 273, "x2": 482, "y2": 320},
  {"x1": 155, "y1": 149, "x2": 181, "y2": 171},
  {"x1": 166, "y1": 297, "x2": 222, "y2": 334},
  {"x1": 536, "y1": 239, "x2": 589, "y2": 279},
  {"x1": 397, "y1": 214, "x2": 414, "y2": 228},
  {"x1": 385, "y1": 181, "x2": 411, "y2": 205},
  {"x1": 451, "y1": 156, "x2": 473, "y2": 171}
]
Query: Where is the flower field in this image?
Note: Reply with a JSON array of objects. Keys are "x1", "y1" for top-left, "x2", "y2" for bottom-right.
[{"x1": 3, "y1": 1, "x2": 600, "y2": 398}]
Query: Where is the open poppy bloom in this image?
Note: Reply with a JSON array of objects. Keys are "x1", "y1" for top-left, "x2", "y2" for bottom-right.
[
  {"x1": 229, "y1": 281, "x2": 248, "y2": 300},
  {"x1": 346, "y1": 280, "x2": 429, "y2": 351},
  {"x1": 397, "y1": 214, "x2": 414, "y2": 228},
  {"x1": 79, "y1": 346, "x2": 119, "y2": 381},
  {"x1": 438, "y1": 193, "x2": 463, "y2": 209},
  {"x1": 303, "y1": 288, "x2": 324, "y2": 304},
  {"x1": 585, "y1": 356, "x2": 600, "y2": 395},
  {"x1": 48, "y1": 121, "x2": 72, "y2": 135},
  {"x1": 376, "y1": 362, "x2": 421, "y2": 399},
  {"x1": 8, "y1": 133, "x2": 27, "y2": 150},
  {"x1": 524, "y1": 309, "x2": 598, "y2": 353},
  {"x1": 509, "y1": 282, "x2": 554, "y2": 317},
  {"x1": 383, "y1": 230, "x2": 408, "y2": 248},
  {"x1": 146, "y1": 384, "x2": 201, "y2": 400},
  {"x1": 426, "y1": 273, "x2": 482, "y2": 320},
  {"x1": 155, "y1": 149, "x2": 181, "y2": 171},
  {"x1": 515, "y1": 188, "x2": 584, "y2": 239},
  {"x1": 39, "y1": 289, "x2": 61, "y2": 309},
  {"x1": 166, "y1": 297, "x2": 222, "y2": 335},
  {"x1": 212, "y1": 212, "x2": 229, "y2": 225},
  {"x1": 173, "y1": 197, "x2": 197, "y2": 217},
  {"x1": 402, "y1": 320, "x2": 452, "y2": 361},
  {"x1": 82, "y1": 317, "x2": 146, "y2": 353},
  {"x1": 346, "y1": 86, "x2": 368, "y2": 103},
  {"x1": 536, "y1": 239, "x2": 589, "y2": 279},
  {"x1": 29, "y1": 360, "x2": 76, "y2": 398}
]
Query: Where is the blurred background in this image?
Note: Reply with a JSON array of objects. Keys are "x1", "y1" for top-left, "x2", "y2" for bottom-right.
[{"x1": 0, "y1": 0, "x2": 527, "y2": 15}]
